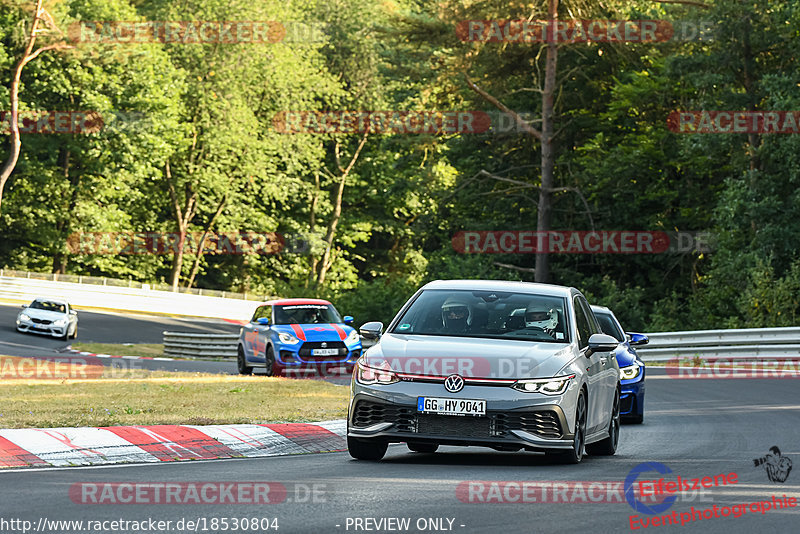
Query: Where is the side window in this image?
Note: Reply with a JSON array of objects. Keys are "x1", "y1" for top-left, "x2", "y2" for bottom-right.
[
  {"x1": 573, "y1": 298, "x2": 591, "y2": 349},
  {"x1": 582, "y1": 300, "x2": 602, "y2": 336},
  {"x1": 263, "y1": 306, "x2": 272, "y2": 323},
  {"x1": 251, "y1": 306, "x2": 265, "y2": 323}
]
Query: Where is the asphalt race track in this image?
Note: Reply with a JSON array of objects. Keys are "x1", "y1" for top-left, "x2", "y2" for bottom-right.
[
  {"x1": 0, "y1": 303, "x2": 242, "y2": 374},
  {"x1": 1, "y1": 370, "x2": 798, "y2": 534}
]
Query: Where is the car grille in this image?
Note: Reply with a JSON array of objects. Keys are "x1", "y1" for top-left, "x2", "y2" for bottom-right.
[
  {"x1": 31, "y1": 318, "x2": 52, "y2": 325},
  {"x1": 352, "y1": 401, "x2": 415, "y2": 431},
  {"x1": 298, "y1": 341, "x2": 347, "y2": 358},
  {"x1": 620, "y1": 394, "x2": 634, "y2": 414},
  {"x1": 417, "y1": 414, "x2": 491, "y2": 438},
  {"x1": 494, "y1": 411, "x2": 562, "y2": 439},
  {"x1": 352, "y1": 401, "x2": 562, "y2": 439}
]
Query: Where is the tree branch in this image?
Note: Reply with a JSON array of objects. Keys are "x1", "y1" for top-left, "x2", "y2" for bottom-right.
[
  {"x1": 651, "y1": 0, "x2": 711, "y2": 8},
  {"x1": 493, "y1": 262, "x2": 536, "y2": 273},
  {"x1": 463, "y1": 73, "x2": 542, "y2": 140}
]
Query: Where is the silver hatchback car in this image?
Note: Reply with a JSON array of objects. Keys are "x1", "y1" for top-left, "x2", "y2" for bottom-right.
[{"x1": 348, "y1": 280, "x2": 621, "y2": 463}]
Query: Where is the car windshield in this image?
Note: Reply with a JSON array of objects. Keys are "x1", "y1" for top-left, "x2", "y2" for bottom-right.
[
  {"x1": 273, "y1": 304, "x2": 342, "y2": 325},
  {"x1": 595, "y1": 312, "x2": 624, "y2": 342},
  {"x1": 29, "y1": 300, "x2": 66, "y2": 313},
  {"x1": 391, "y1": 289, "x2": 570, "y2": 343}
]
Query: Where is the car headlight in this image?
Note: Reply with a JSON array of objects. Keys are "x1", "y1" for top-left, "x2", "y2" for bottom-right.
[
  {"x1": 355, "y1": 358, "x2": 399, "y2": 385},
  {"x1": 345, "y1": 329, "x2": 359, "y2": 344},
  {"x1": 53, "y1": 318, "x2": 67, "y2": 327},
  {"x1": 620, "y1": 364, "x2": 642, "y2": 380},
  {"x1": 512, "y1": 374, "x2": 575, "y2": 395},
  {"x1": 18, "y1": 313, "x2": 30, "y2": 322},
  {"x1": 278, "y1": 332, "x2": 300, "y2": 345}
]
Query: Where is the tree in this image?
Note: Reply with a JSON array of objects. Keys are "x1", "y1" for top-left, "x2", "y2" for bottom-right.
[{"x1": 0, "y1": 0, "x2": 72, "y2": 213}]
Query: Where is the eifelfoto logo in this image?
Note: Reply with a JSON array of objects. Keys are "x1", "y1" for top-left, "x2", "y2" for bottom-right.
[
  {"x1": 444, "y1": 374, "x2": 465, "y2": 393},
  {"x1": 754, "y1": 447, "x2": 793, "y2": 483}
]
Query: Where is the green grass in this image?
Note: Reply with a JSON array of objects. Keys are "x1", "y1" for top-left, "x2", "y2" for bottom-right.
[{"x1": 0, "y1": 356, "x2": 348, "y2": 428}]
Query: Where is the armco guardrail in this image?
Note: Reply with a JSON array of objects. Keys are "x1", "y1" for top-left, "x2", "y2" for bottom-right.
[
  {"x1": 0, "y1": 269, "x2": 259, "y2": 300},
  {"x1": 0, "y1": 275, "x2": 270, "y2": 320},
  {"x1": 163, "y1": 332, "x2": 239, "y2": 359},
  {"x1": 163, "y1": 331, "x2": 376, "y2": 360},
  {"x1": 635, "y1": 327, "x2": 800, "y2": 361},
  {"x1": 163, "y1": 327, "x2": 800, "y2": 361}
]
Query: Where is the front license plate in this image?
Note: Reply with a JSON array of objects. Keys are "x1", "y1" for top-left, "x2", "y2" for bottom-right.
[
  {"x1": 312, "y1": 348, "x2": 339, "y2": 356},
  {"x1": 417, "y1": 397, "x2": 486, "y2": 417}
]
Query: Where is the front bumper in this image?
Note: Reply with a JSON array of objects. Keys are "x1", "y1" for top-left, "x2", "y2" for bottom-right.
[
  {"x1": 274, "y1": 342, "x2": 361, "y2": 376},
  {"x1": 347, "y1": 382, "x2": 579, "y2": 451},
  {"x1": 16, "y1": 320, "x2": 67, "y2": 337},
  {"x1": 620, "y1": 378, "x2": 645, "y2": 417}
]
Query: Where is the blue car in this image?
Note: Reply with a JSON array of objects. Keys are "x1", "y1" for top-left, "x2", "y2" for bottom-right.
[
  {"x1": 591, "y1": 305, "x2": 648, "y2": 424},
  {"x1": 237, "y1": 298, "x2": 362, "y2": 377}
]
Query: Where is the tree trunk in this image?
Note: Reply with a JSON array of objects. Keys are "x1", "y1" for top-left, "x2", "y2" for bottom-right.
[
  {"x1": 165, "y1": 161, "x2": 197, "y2": 291},
  {"x1": 186, "y1": 194, "x2": 227, "y2": 289},
  {"x1": 52, "y1": 147, "x2": 79, "y2": 274},
  {"x1": 314, "y1": 133, "x2": 368, "y2": 289},
  {"x1": 306, "y1": 172, "x2": 320, "y2": 289},
  {"x1": 0, "y1": 0, "x2": 71, "y2": 214},
  {"x1": 535, "y1": 0, "x2": 559, "y2": 284}
]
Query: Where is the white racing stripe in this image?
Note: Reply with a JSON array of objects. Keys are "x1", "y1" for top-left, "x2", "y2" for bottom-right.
[
  {"x1": 0, "y1": 427, "x2": 159, "y2": 466},
  {"x1": 185, "y1": 424, "x2": 300, "y2": 457}
]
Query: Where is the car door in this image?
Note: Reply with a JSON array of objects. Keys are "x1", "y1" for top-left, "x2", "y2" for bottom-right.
[
  {"x1": 255, "y1": 305, "x2": 273, "y2": 362},
  {"x1": 584, "y1": 300, "x2": 618, "y2": 427},
  {"x1": 67, "y1": 303, "x2": 77, "y2": 329},
  {"x1": 573, "y1": 296, "x2": 606, "y2": 434},
  {"x1": 242, "y1": 306, "x2": 268, "y2": 363}
]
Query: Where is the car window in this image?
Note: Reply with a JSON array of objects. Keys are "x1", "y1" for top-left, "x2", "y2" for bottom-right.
[
  {"x1": 582, "y1": 300, "x2": 602, "y2": 335},
  {"x1": 573, "y1": 298, "x2": 592, "y2": 349},
  {"x1": 595, "y1": 312, "x2": 624, "y2": 342},
  {"x1": 390, "y1": 289, "x2": 570, "y2": 343},
  {"x1": 251, "y1": 306, "x2": 267, "y2": 322},
  {"x1": 273, "y1": 304, "x2": 342, "y2": 324},
  {"x1": 30, "y1": 300, "x2": 66, "y2": 313}
]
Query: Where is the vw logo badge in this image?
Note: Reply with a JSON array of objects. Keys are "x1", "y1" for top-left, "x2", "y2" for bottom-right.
[
  {"x1": 444, "y1": 374, "x2": 464, "y2": 393},
  {"x1": 321, "y1": 342, "x2": 327, "y2": 348}
]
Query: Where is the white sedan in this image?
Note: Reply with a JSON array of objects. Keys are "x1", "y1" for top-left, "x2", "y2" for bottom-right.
[{"x1": 16, "y1": 298, "x2": 78, "y2": 340}]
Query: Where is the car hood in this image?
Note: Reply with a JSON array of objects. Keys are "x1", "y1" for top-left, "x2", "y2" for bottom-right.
[
  {"x1": 19, "y1": 308, "x2": 67, "y2": 321},
  {"x1": 363, "y1": 333, "x2": 575, "y2": 379},
  {"x1": 272, "y1": 323, "x2": 357, "y2": 344}
]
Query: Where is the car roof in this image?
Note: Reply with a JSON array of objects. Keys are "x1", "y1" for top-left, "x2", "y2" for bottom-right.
[
  {"x1": 421, "y1": 279, "x2": 576, "y2": 298},
  {"x1": 591, "y1": 304, "x2": 612, "y2": 313},
  {"x1": 261, "y1": 298, "x2": 333, "y2": 306}
]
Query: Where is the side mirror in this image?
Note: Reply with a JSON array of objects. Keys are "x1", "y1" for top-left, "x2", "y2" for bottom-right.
[
  {"x1": 343, "y1": 315, "x2": 354, "y2": 325},
  {"x1": 21, "y1": 304, "x2": 27, "y2": 309},
  {"x1": 70, "y1": 310, "x2": 77, "y2": 316},
  {"x1": 359, "y1": 321, "x2": 384, "y2": 340},
  {"x1": 256, "y1": 317, "x2": 270, "y2": 326},
  {"x1": 587, "y1": 333, "x2": 619, "y2": 356},
  {"x1": 627, "y1": 332, "x2": 649, "y2": 346}
]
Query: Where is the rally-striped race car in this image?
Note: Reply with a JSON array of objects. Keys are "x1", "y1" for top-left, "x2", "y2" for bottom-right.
[{"x1": 237, "y1": 299, "x2": 362, "y2": 377}]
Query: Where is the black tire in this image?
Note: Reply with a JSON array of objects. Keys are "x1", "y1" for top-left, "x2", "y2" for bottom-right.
[
  {"x1": 407, "y1": 442, "x2": 439, "y2": 453},
  {"x1": 348, "y1": 436, "x2": 388, "y2": 460},
  {"x1": 71, "y1": 325, "x2": 78, "y2": 340},
  {"x1": 237, "y1": 346, "x2": 253, "y2": 375},
  {"x1": 264, "y1": 345, "x2": 275, "y2": 377},
  {"x1": 60, "y1": 330, "x2": 69, "y2": 341},
  {"x1": 588, "y1": 388, "x2": 621, "y2": 456},
  {"x1": 549, "y1": 390, "x2": 587, "y2": 464},
  {"x1": 623, "y1": 413, "x2": 644, "y2": 424}
]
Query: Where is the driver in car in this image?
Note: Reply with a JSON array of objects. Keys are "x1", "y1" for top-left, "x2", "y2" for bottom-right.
[
  {"x1": 525, "y1": 302, "x2": 559, "y2": 337},
  {"x1": 441, "y1": 297, "x2": 472, "y2": 334}
]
